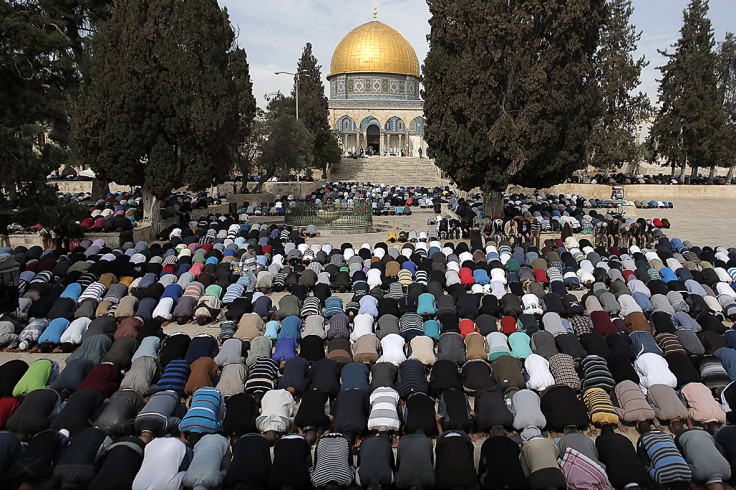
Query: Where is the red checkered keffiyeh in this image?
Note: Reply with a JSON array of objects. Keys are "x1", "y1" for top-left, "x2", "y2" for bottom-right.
[{"x1": 559, "y1": 447, "x2": 612, "y2": 490}]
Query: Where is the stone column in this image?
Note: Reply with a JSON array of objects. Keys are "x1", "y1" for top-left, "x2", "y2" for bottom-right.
[
  {"x1": 399, "y1": 134, "x2": 403, "y2": 156},
  {"x1": 380, "y1": 129, "x2": 385, "y2": 155},
  {"x1": 342, "y1": 134, "x2": 347, "y2": 154}
]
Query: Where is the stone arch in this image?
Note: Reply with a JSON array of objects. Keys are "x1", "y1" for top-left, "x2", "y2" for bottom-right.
[
  {"x1": 384, "y1": 116, "x2": 406, "y2": 134},
  {"x1": 336, "y1": 115, "x2": 356, "y2": 133},
  {"x1": 409, "y1": 116, "x2": 424, "y2": 136},
  {"x1": 360, "y1": 116, "x2": 381, "y2": 132}
]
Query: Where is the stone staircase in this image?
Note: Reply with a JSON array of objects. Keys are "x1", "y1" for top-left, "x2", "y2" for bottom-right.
[{"x1": 328, "y1": 157, "x2": 449, "y2": 187}]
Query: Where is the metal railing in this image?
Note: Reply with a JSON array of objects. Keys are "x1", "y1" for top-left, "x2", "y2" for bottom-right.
[{"x1": 285, "y1": 200, "x2": 373, "y2": 230}]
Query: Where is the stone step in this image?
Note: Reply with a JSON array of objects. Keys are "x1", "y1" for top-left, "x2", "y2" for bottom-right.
[{"x1": 329, "y1": 157, "x2": 450, "y2": 187}]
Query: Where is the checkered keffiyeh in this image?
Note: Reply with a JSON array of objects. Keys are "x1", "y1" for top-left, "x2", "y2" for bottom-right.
[{"x1": 559, "y1": 447, "x2": 612, "y2": 490}]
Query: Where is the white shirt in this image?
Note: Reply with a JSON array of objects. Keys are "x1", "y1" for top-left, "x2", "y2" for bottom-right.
[
  {"x1": 132, "y1": 437, "x2": 188, "y2": 490},
  {"x1": 350, "y1": 314, "x2": 374, "y2": 343},
  {"x1": 377, "y1": 333, "x2": 407, "y2": 366},
  {"x1": 635, "y1": 352, "x2": 677, "y2": 393},
  {"x1": 524, "y1": 354, "x2": 555, "y2": 392},
  {"x1": 59, "y1": 317, "x2": 90, "y2": 344},
  {"x1": 256, "y1": 389, "x2": 295, "y2": 433},
  {"x1": 522, "y1": 294, "x2": 543, "y2": 315},
  {"x1": 367, "y1": 269, "x2": 383, "y2": 289}
]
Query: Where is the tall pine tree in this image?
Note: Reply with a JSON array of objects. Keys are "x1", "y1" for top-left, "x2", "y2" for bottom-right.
[
  {"x1": 717, "y1": 33, "x2": 736, "y2": 182},
  {"x1": 228, "y1": 47, "x2": 257, "y2": 192},
  {"x1": 292, "y1": 43, "x2": 334, "y2": 177},
  {"x1": 588, "y1": 0, "x2": 651, "y2": 172},
  {"x1": 423, "y1": 0, "x2": 606, "y2": 217},
  {"x1": 74, "y1": 0, "x2": 239, "y2": 231},
  {"x1": 649, "y1": 0, "x2": 725, "y2": 180}
]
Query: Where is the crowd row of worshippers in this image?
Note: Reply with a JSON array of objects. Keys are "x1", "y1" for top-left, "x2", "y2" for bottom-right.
[
  {"x1": 3, "y1": 217, "x2": 736, "y2": 483},
  {"x1": 283, "y1": 183, "x2": 454, "y2": 208},
  {"x1": 587, "y1": 172, "x2": 733, "y2": 186},
  {"x1": 69, "y1": 189, "x2": 220, "y2": 234}
]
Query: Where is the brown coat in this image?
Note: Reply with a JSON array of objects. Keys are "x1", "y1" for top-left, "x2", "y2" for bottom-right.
[{"x1": 185, "y1": 357, "x2": 218, "y2": 396}]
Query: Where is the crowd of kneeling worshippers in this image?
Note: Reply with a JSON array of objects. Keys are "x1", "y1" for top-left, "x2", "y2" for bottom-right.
[{"x1": 1, "y1": 208, "x2": 736, "y2": 490}]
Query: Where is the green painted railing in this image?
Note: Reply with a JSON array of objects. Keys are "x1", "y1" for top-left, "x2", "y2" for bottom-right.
[{"x1": 285, "y1": 200, "x2": 373, "y2": 230}]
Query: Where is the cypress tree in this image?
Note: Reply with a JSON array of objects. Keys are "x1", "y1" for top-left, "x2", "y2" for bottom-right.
[
  {"x1": 588, "y1": 0, "x2": 651, "y2": 172},
  {"x1": 717, "y1": 33, "x2": 736, "y2": 182},
  {"x1": 649, "y1": 0, "x2": 725, "y2": 180},
  {"x1": 228, "y1": 47, "x2": 257, "y2": 192},
  {"x1": 74, "y1": 0, "x2": 239, "y2": 231},
  {"x1": 293, "y1": 43, "x2": 334, "y2": 177},
  {"x1": 423, "y1": 0, "x2": 606, "y2": 218}
]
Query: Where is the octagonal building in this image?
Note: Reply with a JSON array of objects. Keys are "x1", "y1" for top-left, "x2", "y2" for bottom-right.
[{"x1": 328, "y1": 13, "x2": 425, "y2": 157}]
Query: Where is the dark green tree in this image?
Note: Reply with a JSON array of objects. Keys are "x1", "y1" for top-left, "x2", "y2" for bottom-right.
[
  {"x1": 293, "y1": 43, "x2": 332, "y2": 177},
  {"x1": 228, "y1": 47, "x2": 257, "y2": 192},
  {"x1": 251, "y1": 114, "x2": 313, "y2": 193},
  {"x1": 717, "y1": 32, "x2": 736, "y2": 182},
  {"x1": 74, "y1": 0, "x2": 239, "y2": 231},
  {"x1": 423, "y1": 0, "x2": 606, "y2": 217},
  {"x1": 266, "y1": 92, "x2": 296, "y2": 119},
  {"x1": 588, "y1": 0, "x2": 651, "y2": 172},
  {"x1": 649, "y1": 0, "x2": 725, "y2": 180},
  {"x1": 0, "y1": 0, "x2": 79, "y2": 229},
  {"x1": 316, "y1": 131, "x2": 343, "y2": 176}
]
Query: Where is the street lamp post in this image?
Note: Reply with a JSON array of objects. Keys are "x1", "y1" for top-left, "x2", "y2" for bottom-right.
[{"x1": 274, "y1": 71, "x2": 307, "y2": 121}]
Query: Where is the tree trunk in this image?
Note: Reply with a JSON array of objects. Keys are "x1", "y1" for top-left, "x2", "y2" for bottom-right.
[
  {"x1": 679, "y1": 161, "x2": 687, "y2": 180},
  {"x1": 708, "y1": 165, "x2": 717, "y2": 180},
  {"x1": 141, "y1": 187, "x2": 161, "y2": 233},
  {"x1": 690, "y1": 164, "x2": 699, "y2": 179},
  {"x1": 671, "y1": 161, "x2": 676, "y2": 178},
  {"x1": 482, "y1": 189, "x2": 504, "y2": 219},
  {"x1": 90, "y1": 179, "x2": 110, "y2": 201},
  {"x1": 727, "y1": 165, "x2": 734, "y2": 184},
  {"x1": 252, "y1": 173, "x2": 272, "y2": 194}
]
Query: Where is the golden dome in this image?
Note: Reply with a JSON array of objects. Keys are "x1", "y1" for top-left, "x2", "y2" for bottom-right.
[{"x1": 329, "y1": 21, "x2": 420, "y2": 78}]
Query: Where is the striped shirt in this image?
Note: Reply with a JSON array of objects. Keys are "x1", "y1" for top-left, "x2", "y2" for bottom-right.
[
  {"x1": 245, "y1": 357, "x2": 279, "y2": 395},
  {"x1": 78, "y1": 282, "x2": 106, "y2": 303},
  {"x1": 399, "y1": 313, "x2": 423, "y2": 339},
  {"x1": 327, "y1": 314, "x2": 350, "y2": 340},
  {"x1": 368, "y1": 387, "x2": 400, "y2": 432},
  {"x1": 582, "y1": 387, "x2": 619, "y2": 425},
  {"x1": 300, "y1": 297, "x2": 322, "y2": 317},
  {"x1": 637, "y1": 430, "x2": 692, "y2": 484},
  {"x1": 310, "y1": 433, "x2": 355, "y2": 487},
  {"x1": 395, "y1": 359, "x2": 428, "y2": 398},
  {"x1": 156, "y1": 359, "x2": 190, "y2": 393},
  {"x1": 324, "y1": 296, "x2": 344, "y2": 318},
  {"x1": 655, "y1": 333, "x2": 686, "y2": 356},
  {"x1": 580, "y1": 355, "x2": 615, "y2": 392},
  {"x1": 178, "y1": 386, "x2": 224, "y2": 433},
  {"x1": 397, "y1": 269, "x2": 413, "y2": 285}
]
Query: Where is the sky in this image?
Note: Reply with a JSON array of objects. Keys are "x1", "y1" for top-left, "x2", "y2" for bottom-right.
[{"x1": 220, "y1": 0, "x2": 736, "y2": 110}]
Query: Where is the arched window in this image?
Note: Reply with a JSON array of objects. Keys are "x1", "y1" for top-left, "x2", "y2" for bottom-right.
[
  {"x1": 336, "y1": 115, "x2": 356, "y2": 133},
  {"x1": 409, "y1": 116, "x2": 424, "y2": 136},
  {"x1": 384, "y1": 116, "x2": 406, "y2": 134}
]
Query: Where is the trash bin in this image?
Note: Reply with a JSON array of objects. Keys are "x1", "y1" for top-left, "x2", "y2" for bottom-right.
[{"x1": 433, "y1": 201, "x2": 442, "y2": 214}]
